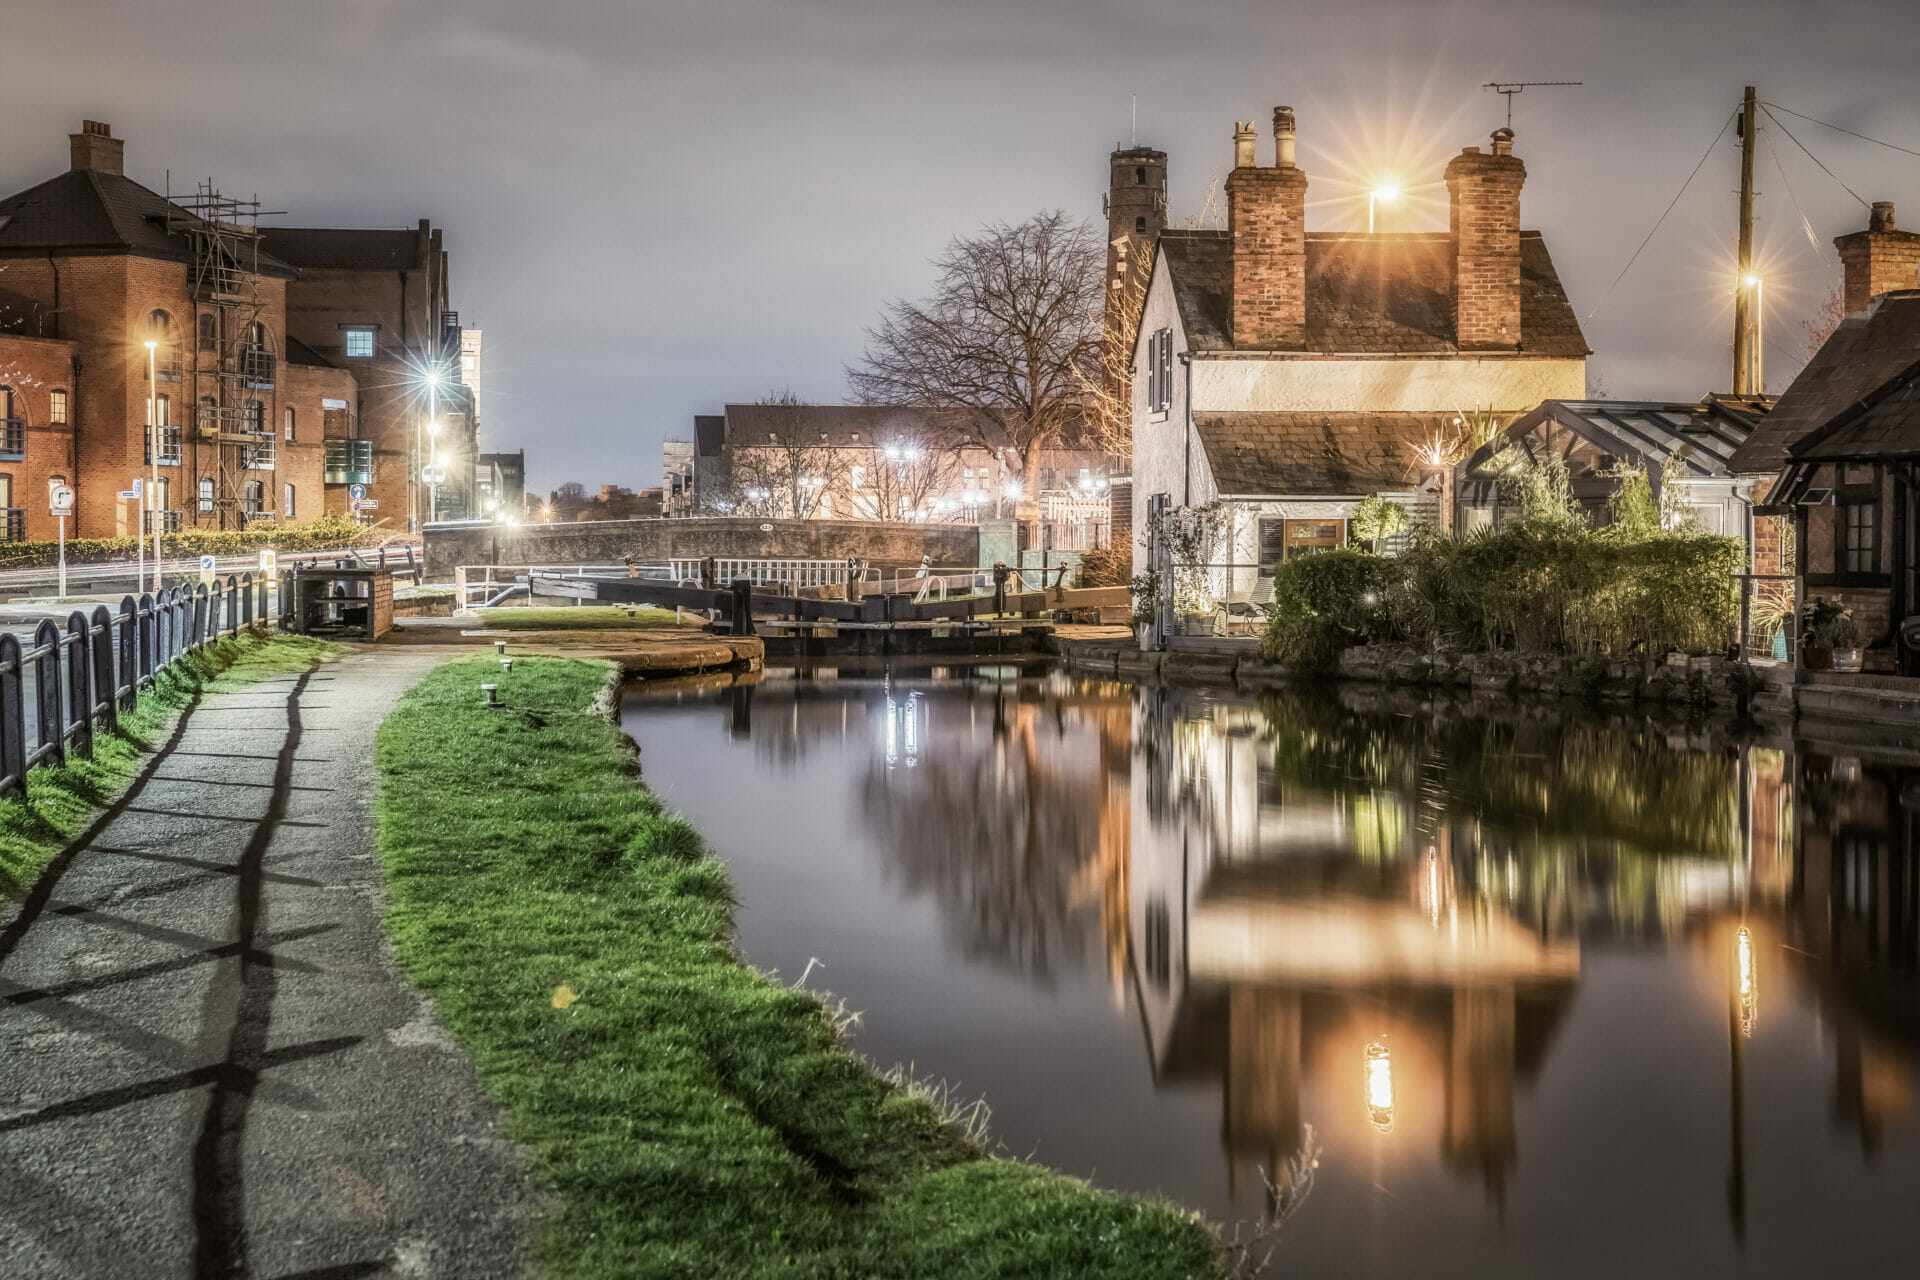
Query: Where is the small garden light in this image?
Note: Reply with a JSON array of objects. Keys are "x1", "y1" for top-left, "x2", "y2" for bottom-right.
[
  {"x1": 481, "y1": 683, "x2": 499, "y2": 708},
  {"x1": 494, "y1": 640, "x2": 506, "y2": 655},
  {"x1": 501, "y1": 657, "x2": 513, "y2": 672}
]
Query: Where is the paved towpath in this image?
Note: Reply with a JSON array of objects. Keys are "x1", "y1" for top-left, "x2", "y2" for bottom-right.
[{"x1": 0, "y1": 649, "x2": 527, "y2": 1279}]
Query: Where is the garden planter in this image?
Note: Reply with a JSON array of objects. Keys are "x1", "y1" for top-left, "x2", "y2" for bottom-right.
[
  {"x1": 1804, "y1": 641, "x2": 1834, "y2": 671},
  {"x1": 1832, "y1": 647, "x2": 1864, "y2": 673}
]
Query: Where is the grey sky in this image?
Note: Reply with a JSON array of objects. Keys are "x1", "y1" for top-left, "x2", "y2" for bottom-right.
[{"x1": 5, "y1": 0, "x2": 1917, "y2": 495}]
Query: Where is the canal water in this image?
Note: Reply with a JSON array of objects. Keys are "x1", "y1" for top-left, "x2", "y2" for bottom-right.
[{"x1": 622, "y1": 665, "x2": 1920, "y2": 1278}]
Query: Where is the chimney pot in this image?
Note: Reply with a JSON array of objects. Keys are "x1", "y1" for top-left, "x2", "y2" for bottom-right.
[
  {"x1": 1871, "y1": 201, "x2": 1896, "y2": 233},
  {"x1": 1272, "y1": 106, "x2": 1297, "y2": 169},
  {"x1": 1233, "y1": 121, "x2": 1257, "y2": 169},
  {"x1": 1491, "y1": 127, "x2": 1515, "y2": 157}
]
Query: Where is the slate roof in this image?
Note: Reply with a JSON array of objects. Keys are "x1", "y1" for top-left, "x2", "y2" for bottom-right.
[
  {"x1": 0, "y1": 169, "x2": 297, "y2": 276},
  {"x1": 1155, "y1": 230, "x2": 1588, "y2": 357},
  {"x1": 1193, "y1": 412, "x2": 1434, "y2": 496},
  {"x1": 715, "y1": 404, "x2": 1106, "y2": 453},
  {"x1": 285, "y1": 336, "x2": 333, "y2": 368},
  {"x1": 1464, "y1": 398, "x2": 1766, "y2": 482},
  {"x1": 1726, "y1": 292, "x2": 1920, "y2": 475},
  {"x1": 261, "y1": 227, "x2": 424, "y2": 272},
  {"x1": 1786, "y1": 358, "x2": 1920, "y2": 462}
]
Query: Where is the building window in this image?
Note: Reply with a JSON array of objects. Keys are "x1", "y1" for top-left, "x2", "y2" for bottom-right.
[
  {"x1": 283, "y1": 483, "x2": 295, "y2": 519},
  {"x1": 1136, "y1": 165, "x2": 1146, "y2": 185},
  {"x1": 242, "y1": 322, "x2": 275, "y2": 388},
  {"x1": 49, "y1": 389, "x2": 67, "y2": 424},
  {"x1": 0, "y1": 387, "x2": 15, "y2": 458},
  {"x1": 849, "y1": 465, "x2": 864, "y2": 489},
  {"x1": 198, "y1": 477, "x2": 215, "y2": 512},
  {"x1": 147, "y1": 394, "x2": 181, "y2": 465},
  {"x1": 1146, "y1": 327, "x2": 1173, "y2": 417},
  {"x1": 1135, "y1": 215, "x2": 1146, "y2": 234},
  {"x1": 198, "y1": 312, "x2": 216, "y2": 351},
  {"x1": 284, "y1": 406, "x2": 296, "y2": 442},
  {"x1": 148, "y1": 310, "x2": 180, "y2": 380},
  {"x1": 244, "y1": 481, "x2": 264, "y2": 517},
  {"x1": 1844, "y1": 502, "x2": 1877, "y2": 575},
  {"x1": 244, "y1": 399, "x2": 264, "y2": 435},
  {"x1": 344, "y1": 327, "x2": 375, "y2": 359}
]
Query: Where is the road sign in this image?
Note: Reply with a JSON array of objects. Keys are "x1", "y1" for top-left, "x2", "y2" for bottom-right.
[
  {"x1": 421, "y1": 465, "x2": 448, "y2": 486},
  {"x1": 354, "y1": 499, "x2": 379, "y2": 510},
  {"x1": 200, "y1": 554, "x2": 216, "y2": 587},
  {"x1": 258, "y1": 548, "x2": 278, "y2": 577},
  {"x1": 348, "y1": 483, "x2": 368, "y2": 502},
  {"x1": 49, "y1": 484, "x2": 74, "y2": 516}
]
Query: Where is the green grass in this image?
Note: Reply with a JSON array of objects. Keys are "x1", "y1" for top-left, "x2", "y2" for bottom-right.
[
  {"x1": 476, "y1": 606, "x2": 689, "y2": 631},
  {"x1": 372, "y1": 656, "x2": 1226, "y2": 1279},
  {"x1": 0, "y1": 629, "x2": 345, "y2": 899}
]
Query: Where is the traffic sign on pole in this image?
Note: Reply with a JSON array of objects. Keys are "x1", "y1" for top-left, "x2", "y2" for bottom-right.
[{"x1": 200, "y1": 554, "x2": 216, "y2": 587}]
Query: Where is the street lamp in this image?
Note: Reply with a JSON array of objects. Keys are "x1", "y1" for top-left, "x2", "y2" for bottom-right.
[
  {"x1": 144, "y1": 338, "x2": 159, "y2": 591},
  {"x1": 1743, "y1": 274, "x2": 1764, "y2": 394},
  {"x1": 1368, "y1": 184, "x2": 1400, "y2": 234}
]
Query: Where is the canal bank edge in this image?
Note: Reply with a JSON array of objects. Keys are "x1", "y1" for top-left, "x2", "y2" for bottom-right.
[
  {"x1": 369, "y1": 654, "x2": 1229, "y2": 1280},
  {"x1": 1051, "y1": 633, "x2": 1784, "y2": 712}
]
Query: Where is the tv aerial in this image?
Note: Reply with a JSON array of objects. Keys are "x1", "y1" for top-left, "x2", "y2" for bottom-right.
[{"x1": 1482, "y1": 81, "x2": 1583, "y2": 130}]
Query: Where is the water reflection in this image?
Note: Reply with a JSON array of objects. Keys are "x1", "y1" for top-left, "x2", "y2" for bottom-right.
[{"x1": 623, "y1": 668, "x2": 1920, "y2": 1274}]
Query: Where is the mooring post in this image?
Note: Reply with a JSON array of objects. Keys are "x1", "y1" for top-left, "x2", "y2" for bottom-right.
[{"x1": 729, "y1": 579, "x2": 755, "y2": 636}]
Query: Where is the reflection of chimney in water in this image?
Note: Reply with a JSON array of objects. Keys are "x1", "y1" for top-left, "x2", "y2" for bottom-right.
[{"x1": 1444, "y1": 985, "x2": 1518, "y2": 1198}]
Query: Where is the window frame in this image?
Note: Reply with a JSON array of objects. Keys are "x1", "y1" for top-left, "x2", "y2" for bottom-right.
[
  {"x1": 343, "y1": 327, "x2": 376, "y2": 359},
  {"x1": 49, "y1": 389, "x2": 67, "y2": 425}
]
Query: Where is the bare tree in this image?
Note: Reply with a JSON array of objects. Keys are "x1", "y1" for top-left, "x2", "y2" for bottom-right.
[
  {"x1": 1803, "y1": 283, "x2": 1847, "y2": 360},
  {"x1": 848, "y1": 211, "x2": 1103, "y2": 513},
  {"x1": 863, "y1": 416, "x2": 964, "y2": 521}
]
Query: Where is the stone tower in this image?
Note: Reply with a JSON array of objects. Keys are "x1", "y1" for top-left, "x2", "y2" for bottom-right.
[{"x1": 1104, "y1": 144, "x2": 1168, "y2": 411}]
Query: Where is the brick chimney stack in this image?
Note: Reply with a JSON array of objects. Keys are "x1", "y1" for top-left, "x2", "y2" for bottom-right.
[
  {"x1": 68, "y1": 120, "x2": 124, "y2": 175},
  {"x1": 1445, "y1": 128, "x2": 1526, "y2": 351},
  {"x1": 1835, "y1": 202, "x2": 1920, "y2": 313},
  {"x1": 1227, "y1": 107, "x2": 1310, "y2": 349}
]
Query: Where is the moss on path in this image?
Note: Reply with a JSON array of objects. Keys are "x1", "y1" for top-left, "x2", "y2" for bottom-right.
[{"x1": 372, "y1": 654, "x2": 1226, "y2": 1280}]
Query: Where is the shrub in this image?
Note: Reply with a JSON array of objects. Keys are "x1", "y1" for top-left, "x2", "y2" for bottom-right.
[
  {"x1": 1070, "y1": 540, "x2": 1131, "y2": 588},
  {"x1": 1349, "y1": 495, "x2": 1409, "y2": 548},
  {"x1": 1259, "y1": 550, "x2": 1390, "y2": 669},
  {"x1": 0, "y1": 512, "x2": 390, "y2": 570}
]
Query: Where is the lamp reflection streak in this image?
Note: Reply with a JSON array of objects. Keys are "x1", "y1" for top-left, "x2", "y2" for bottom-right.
[{"x1": 1365, "y1": 1041, "x2": 1395, "y2": 1133}]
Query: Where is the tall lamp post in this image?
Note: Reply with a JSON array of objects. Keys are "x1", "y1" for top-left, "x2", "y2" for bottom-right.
[
  {"x1": 144, "y1": 338, "x2": 160, "y2": 592},
  {"x1": 422, "y1": 365, "x2": 443, "y2": 527}
]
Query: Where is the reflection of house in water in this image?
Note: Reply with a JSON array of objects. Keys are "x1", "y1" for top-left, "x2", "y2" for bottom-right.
[{"x1": 1128, "y1": 690, "x2": 1582, "y2": 1199}]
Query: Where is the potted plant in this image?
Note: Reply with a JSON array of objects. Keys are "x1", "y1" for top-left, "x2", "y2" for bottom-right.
[
  {"x1": 1828, "y1": 609, "x2": 1864, "y2": 673},
  {"x1": 1800, "y1": 597, "x2": 1846, "y2": 671}
]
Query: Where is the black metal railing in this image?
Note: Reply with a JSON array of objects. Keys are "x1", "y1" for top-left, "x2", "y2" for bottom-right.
[
  {"x1": 0, "y1": 417, "x2": 23, "y2": 459},
  {"x1": 0, "y1": 509, "x2": 23, "y2": 543},
  {"x1": 0, "y1": 573, "x2": 270, "y2": 798}
]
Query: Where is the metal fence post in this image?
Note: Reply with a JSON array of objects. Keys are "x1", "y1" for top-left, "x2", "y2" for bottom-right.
[
  {"x1": 118, "y1": 596, "x2": 138, "y2": 710},
  {"x1": 227, "y1": 574, "x2": 240, "y2": 637},
  {"x1": 191, "y1": 583, "x2": 208, "y2": 652},
  {"x1": 65, "y1": 611, "x2": 92, "y2": 760},
  {"x1": 139, "y1": 592, "x2": 156, "y2": 686},
  {"x1": 241, "y1": 572, "x2": 254, "y2": 626},
  {"x1": 0, "y1": 634, "x2": 22, "y2": 797},
  {"x1": 92, "y1": 605, "x2": 117, "y2": 734},
  {"x1": 33, "y1": 619, "x2": 64, "y2": 767}
]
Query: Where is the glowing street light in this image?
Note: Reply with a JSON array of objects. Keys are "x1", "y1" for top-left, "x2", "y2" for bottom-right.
[
  {"x1": 1742, "y1": 275, "x2": 1765, "y2": 394},
  {"x1": 1365, "y1": 1041, "x2": 1395, "y2": 1133},
  {"x1": 1368, "y1": 184, "x2": 1401, "y2": 234}
]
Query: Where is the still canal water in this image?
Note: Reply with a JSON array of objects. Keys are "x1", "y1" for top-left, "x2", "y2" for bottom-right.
[{"x1": 623, "y1": 665, "x2": 1920, "y2": 1278}]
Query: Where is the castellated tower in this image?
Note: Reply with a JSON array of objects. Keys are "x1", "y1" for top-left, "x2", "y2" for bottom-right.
[{"x1": 1104, "y1": 145, "x2": 1168, "y2": 411}]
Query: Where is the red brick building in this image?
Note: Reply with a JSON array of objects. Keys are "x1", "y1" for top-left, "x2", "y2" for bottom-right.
[{"x1": 0, "y1": 120, "x2": 481, "y2": 541}]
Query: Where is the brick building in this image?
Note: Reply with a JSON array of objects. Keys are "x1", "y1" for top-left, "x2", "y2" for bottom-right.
[
  {"x1": 1129, "y1": 109, "x2": 1589, "y2": 591},
  {"x1": 262, "y1": 224, "x2": 478, "y2": 528},
  {"x1": 0, "y1": 120, "x2": 488, "y2": 542}
]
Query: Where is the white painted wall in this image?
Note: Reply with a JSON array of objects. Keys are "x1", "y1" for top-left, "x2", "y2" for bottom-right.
[
  {"x1": 1128, "y1": 253, "x2": 1216, "y2": 578},
  {"x1": 1193, "y1": 355, "x2": 1586, "y2": 415}
]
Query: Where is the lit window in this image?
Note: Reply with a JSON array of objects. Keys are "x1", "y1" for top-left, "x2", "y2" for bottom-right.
[
  {"x1": 50, "y1": 389, "x2": 67, "y2": 424},
  {"x1": 198, "y1": 477, "x2": 214, "y2": 512},
  {"x1": 344, "y1": 327, "x2": 375, "y2": 359}
]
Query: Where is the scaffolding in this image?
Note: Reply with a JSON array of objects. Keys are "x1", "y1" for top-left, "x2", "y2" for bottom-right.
[{"x1": 166, "y1": 180, "x2": 282, "y2": 529}]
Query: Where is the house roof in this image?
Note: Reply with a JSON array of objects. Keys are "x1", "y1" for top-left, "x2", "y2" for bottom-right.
[
  {"x1": 285, "y1": 335, "x2": 333, "y2": 368},
  {"x1": 0, "y1": 169, "x2": 297, "y2": 276},
  {"x1": 1193, "y1": 412, "x2": 1433, "y2": 496},
  {"x1": 1154, "y1": 229, "x2": 1588, "y2": 357},
  {"x1": 1463, "y1": 397, "x2": 1766, "y2": 481},
  {"x1": 1785, "y1": 358, "x2": 1920, "y2": 462},
  {"x1": 260, "y1": 226, "x2": 425, "y2": 272},
  {"x1": 1726, "y1": 292, "x2": 1920, "y2": 475}
]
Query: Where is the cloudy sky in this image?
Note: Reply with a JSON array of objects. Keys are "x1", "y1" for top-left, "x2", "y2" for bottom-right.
[{"x1": 5, "y1": 0, "x2": 1918, "y2": 495}]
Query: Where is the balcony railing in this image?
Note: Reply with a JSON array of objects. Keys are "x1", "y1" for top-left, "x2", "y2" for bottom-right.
[
  {"x1": 242, "y1": 435, "x2": 276, "y2": 470},
  {"x1": 324, "y1": 438, "x2": 373, "y2": 485},
  {"x1": 0, "y1": 417, "x2": 23, "y2": 461},
  {"x1": 145, "y1": 429, "x2": 183, "y2": 466},
  {"x1": 0, "y1": 509, "x2": 23, "y2": 543},
  {"x1": 143, "y1": 510, "x2": 184, "y2": 534}
]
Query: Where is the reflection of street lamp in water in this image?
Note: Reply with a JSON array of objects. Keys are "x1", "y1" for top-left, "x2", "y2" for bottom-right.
[
  {"x1": 1365, "y1": 1041, "x2": 1394, "y2": 1133},
  {"x1": 1736, "y1": 926, "x2": 1757, "y2": 1037}
]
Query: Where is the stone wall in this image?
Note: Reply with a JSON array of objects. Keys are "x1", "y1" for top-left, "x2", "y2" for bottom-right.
[{"x1": 423, "y1": 516, "x2": 981, "y2": 578}]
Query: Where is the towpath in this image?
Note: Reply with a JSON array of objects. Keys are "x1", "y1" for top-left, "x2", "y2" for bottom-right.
[{"x1": 0, "y1": 648, "x2": 527, "y2": 1279}]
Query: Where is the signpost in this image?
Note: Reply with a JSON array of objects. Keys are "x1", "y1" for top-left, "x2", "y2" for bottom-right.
[
  {"x1": 200, "y1": 554, "x2": 216, "y2": 588},
  {"x1": 50, "y1": 481, "x2": 75, "y2": 598},
  {"x1": 127, "y1": 478, "x2": 145, "y2": 594}
]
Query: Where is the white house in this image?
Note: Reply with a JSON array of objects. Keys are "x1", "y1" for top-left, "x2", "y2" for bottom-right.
[{"x1": 1130, "y1": 107, "x2": 1589, "y2": 595}]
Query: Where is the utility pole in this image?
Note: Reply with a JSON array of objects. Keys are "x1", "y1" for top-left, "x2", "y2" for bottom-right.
[{"x1": 1732, "y1": 85, "x2": 1758, "y2": 396}]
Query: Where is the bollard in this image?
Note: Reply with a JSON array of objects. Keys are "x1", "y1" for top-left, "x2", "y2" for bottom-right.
[
  {"x1": 481, "y1": 683, "x2": 500, "y2": 708},
  {"x1": 500, "y1": 658, "x2": 513, "y2": 673},
  {"x1": 494, "y1": 639, "x2": 506, "y2": 655}
]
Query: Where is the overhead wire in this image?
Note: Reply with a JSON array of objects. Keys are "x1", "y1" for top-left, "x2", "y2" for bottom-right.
[
  {"x1": 1762, "y1": 102, "x2": 1920, "y2": 161},
  {"x1": 1584, "y1": 110, "x2": 1736, "y2": 322},
  {"x1": 1759, "y1": 106, "x2": 1870, "y2": 210},
  {"x1": 1762, "y1": 127, "x2": 1826, "y2": 260}
]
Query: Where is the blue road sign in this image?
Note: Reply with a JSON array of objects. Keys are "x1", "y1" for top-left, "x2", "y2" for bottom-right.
[{"x1": 349, "y1": 483, "x2": 368, "y2": 502}]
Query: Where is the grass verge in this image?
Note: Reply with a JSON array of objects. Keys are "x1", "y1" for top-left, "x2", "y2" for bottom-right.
[
  {"x1": 477, "y1": 606, "x2": 688, "y2": 631},
  {"x1": 0, "y1": 629, "x2": 346, "y2": 899},
  {"x1": 373, "y1": 655, "x2": 1226, "y2": 1279}
]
